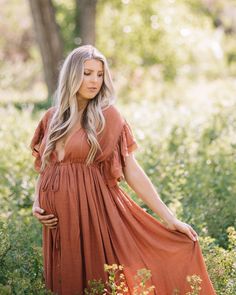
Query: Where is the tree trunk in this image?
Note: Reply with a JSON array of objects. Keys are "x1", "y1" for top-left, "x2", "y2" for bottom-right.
[
  {"x1": 28, "y1": 0, "x2": 64, "y2": 99},
  {"x1": 75, "y1": 0, "x2": 97, "y2": 46}
]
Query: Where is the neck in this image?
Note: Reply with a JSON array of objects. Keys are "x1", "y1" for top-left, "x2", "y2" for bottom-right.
[
  {"x1": 76, "y1": 94, "x2": 89, "y2": 111},
  {"x1": 79, "y1": 103, "x2": 88, "y2": 111},
  {"x1": 78, "y1": 105, "x2": 86, "y2": 112}
]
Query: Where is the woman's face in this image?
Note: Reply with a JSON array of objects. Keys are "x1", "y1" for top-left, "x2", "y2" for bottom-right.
[{"x1": 77, "y1": 59, "x2": 104, "y2": 102}]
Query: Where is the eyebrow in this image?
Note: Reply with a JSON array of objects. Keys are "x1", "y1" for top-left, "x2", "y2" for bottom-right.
[{"x1": 84, "y1": 68, "x2": 104, "y2": 73}]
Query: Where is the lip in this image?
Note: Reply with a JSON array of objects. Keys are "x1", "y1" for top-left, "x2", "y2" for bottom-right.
[{"x1": 88, "y1": 87, "x2": 98, "y2": 91}]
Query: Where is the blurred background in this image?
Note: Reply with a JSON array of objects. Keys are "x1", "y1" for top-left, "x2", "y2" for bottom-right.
[{"x1": 0, "y1": 0, "x2": 236, "y2": 294}]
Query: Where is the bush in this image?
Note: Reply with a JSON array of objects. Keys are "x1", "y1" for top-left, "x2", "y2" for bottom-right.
[
  {"x1": 0, "y1": 215, "x2": 52, "y2": 294},
  {"x1": 200, "y1": 227, "x2": 236, "y2": 295}
]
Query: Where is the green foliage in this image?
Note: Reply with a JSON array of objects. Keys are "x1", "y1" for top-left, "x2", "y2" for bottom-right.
[
  {"x1": 84, "y1": 263, "x2": 155, "y2": 294},
  {"x1": 97, "y1": 0, "x2": 180, "y2": 80},
  {"x1": 53, "y1": 0, "x2": 76, "y2": 53},
  {"x1": 185, "y1": 275, "x2": 202, "y2": 295},
  {"x1": 0, "y1": 106, "x2": 40, "y2": 214},
  {"x1": 0, "y1": 216, "x2": 51, "y2": 294},
  {"x1": 1, "y1": 0, "x2": 236, "y2": 104},
  {"x1": 97, "y1": 0, "x2": 233, "y2": 83},
  {"x1": 199, "y1": 227, "x2": 236, "y2": 295}
]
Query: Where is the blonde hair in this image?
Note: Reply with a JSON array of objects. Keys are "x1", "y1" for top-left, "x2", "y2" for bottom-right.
[{"x1": 41, "y1": 45, "x2": 115, "y2": 171}]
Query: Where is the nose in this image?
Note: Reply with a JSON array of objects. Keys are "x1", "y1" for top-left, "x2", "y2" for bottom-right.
[
  {"x1": 91, "y1": 75, "x2": 97, "y2": 82},
  {"x1": 91, "y1": 74, "x2": 98, "y2": 83}
]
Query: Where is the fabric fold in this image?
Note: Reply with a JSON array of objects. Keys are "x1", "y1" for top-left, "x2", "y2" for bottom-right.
[
  {"x1": 101, "y1": 120, "x2": 138, "y2": 188},
  {"x1": 29, "y1": 107, "x2": 55, "y2": 173},
  {"x1": 30, "y1": 117, "x2": 45, "y2": 173}
]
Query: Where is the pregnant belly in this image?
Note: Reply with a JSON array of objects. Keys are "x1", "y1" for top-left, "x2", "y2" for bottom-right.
[
  {"x1": 38, "y1": 179, "x2": 73, "y2": 220},
  {"x1": 38, "y1": 165, "x2": 65, "y2": 216},
  {"x1": 39, "y1": 190, "x2": 59, "y2": 217}
]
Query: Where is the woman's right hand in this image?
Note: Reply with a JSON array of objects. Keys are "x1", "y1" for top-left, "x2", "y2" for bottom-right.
[{"x1": 32, "y1": 205, "x2": 58, "y2": 229}]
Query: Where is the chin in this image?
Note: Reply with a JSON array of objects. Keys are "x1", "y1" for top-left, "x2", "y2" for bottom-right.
[
  {"x1": 87, "y1": 96, "x2": 96, "y2": 100},
  {"x1": 89, "y1": 94, "x2": 99, "y2": 99}
]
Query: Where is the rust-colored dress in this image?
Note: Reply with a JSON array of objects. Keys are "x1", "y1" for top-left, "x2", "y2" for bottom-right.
[{"x1": 30, "y1": 105, "x2": 216, "y2": 295}]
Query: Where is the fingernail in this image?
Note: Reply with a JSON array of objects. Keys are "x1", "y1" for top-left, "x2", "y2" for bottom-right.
[{"x1": 41, "y1": 209, "x2": 44, "y2": 213}]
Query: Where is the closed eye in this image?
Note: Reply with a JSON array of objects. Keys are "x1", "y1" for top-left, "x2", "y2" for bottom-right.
[{"x1": 84, "y1": 72, "x2": 103, "y2": 77}]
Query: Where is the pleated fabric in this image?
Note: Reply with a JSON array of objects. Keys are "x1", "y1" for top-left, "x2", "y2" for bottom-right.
[{"x1": 30, "y1": 105, "x2": 216, "y2": 295}]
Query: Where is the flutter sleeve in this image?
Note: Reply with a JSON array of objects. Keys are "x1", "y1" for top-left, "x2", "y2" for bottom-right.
[
  {"x1": 29, "y1": 107, "x2": 53, "y2": 173},
  {"x1": 100, "y1": 117, "x2": 139, "y2": 188}
]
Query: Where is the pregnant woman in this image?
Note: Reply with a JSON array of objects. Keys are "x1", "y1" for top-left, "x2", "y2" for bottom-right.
[{"x1": 30, "y1": 45, "x2": 216, "y2": 295}]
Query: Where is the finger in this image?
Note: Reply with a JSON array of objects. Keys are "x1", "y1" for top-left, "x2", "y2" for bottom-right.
[
  {"x1": 33, "y1": 212, "x2": 53, "y2": 222},
  {"x1": 43, "y1": 223, "x2": 57, "y2": 227},
  {"x1": 33, "y1": 207, "x2": 45, "y2": 214},
  {"x1": 42, "y1": 221, "x2": 58, "y2": 227},
  {"x1": 45, "y1": 224, "x2": 58, "y2": 229},
  {"x1": 189, "y1": 227, "x2": 199, "y2": 240},
  {"x1": 187, "y1": 229, "x2": 197, "y2": 241},
  {"x1": 38, "y1": 214, "x2": 55, "y2": 221},
  {"x1": 36, "y1": 215, "x2": 56, "y2": 225},
  {"x1": 44, "y1": 222, "x2": 58, "y2": 228},
  {"x1": 33, "y1": 212, "x2": 42, "y2": 219},
  {"x1": 32, "y1": 209, "x2": 54, "y2": 220},
  {"x1": 32, "y1": 210, "x2": 44, "y2": 218},
  {"x1": 182, "y1": 225, "x2": 195, "y2": 240},
  {"x1": 42, "y1": 218, "x2": 58, "y2": 225},
  {"x1": 33, "y1": 214, "x2": 54, "y2": 223},
  {"x1": 185, "y1": 224, "x2": 198, "y2": 240}
]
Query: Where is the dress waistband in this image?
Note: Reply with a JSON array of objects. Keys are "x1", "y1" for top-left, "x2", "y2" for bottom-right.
[{"x1": 40, "y1": 161, "x2": 101, "y2": 192}]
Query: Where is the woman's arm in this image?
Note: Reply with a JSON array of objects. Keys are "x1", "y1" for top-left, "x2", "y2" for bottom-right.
[
  {"x1": 32, "y1": 175, "x2": 41, "y2": 208},
  {"x1": 32, "y1": 175, "x2": 58, "y2": 229},
  {"x1": 123, "y1": 153, "x2": 198, "y2": 242}
]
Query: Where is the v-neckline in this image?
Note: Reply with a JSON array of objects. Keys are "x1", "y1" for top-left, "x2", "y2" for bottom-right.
[
  {"x1": 54, "y1": 127, "x2": 83, "y2": 162},
  {"x1": 63, "y1": 126, "x2": 83, "y2": 149}
]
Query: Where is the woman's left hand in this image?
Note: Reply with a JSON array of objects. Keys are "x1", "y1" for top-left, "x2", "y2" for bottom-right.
[{"x1": 166, "y1": 218, "x2": 199, "y2": 242}]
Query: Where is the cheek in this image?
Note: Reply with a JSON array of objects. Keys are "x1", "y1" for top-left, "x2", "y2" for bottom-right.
[
  {"x1": 81, "y1": 77, "x2": 88, "y2": 85},
  {"x1": 79, "y1": 76, "x2": 103, "y2": 92},
  {"x1": 99, "y1": 78, "x2": 104, "y2": 87},
  {"x1": 78, "y1": 79, "x2": 87, "y2": 91}
]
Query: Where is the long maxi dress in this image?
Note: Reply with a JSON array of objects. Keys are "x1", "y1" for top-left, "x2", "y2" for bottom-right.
[{"x1": 30, "y1": 105, "x2": 216, "y2": 295}]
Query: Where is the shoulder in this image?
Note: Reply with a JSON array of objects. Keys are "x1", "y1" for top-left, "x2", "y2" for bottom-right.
[
  {"x1": 44, "y1": 106, "x2": 57, "y2": 118},
  {"x1": 102, "y1": 104, "x2": 125, "y2": 126},
  {"x1": 40, "y1": 106, "x2": 57, "y2": 124},
  {"x1": 35, "y1": 106, "x2": 57, "y2": 133}
]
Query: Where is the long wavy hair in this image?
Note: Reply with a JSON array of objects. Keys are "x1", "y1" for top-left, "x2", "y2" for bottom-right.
[{"x1": 40, "y1": 45, "x2": 116, "y2": 171}]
